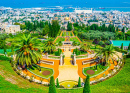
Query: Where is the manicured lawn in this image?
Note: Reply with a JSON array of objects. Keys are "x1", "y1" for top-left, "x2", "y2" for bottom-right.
[
  {"x1": 76, "y1": 55, "x2": 88, "y2": 59},
  {"x1": 62, "y1": 32, "x2": 73, "y2": 36},
  {"x1": 55, "y1": 37, "x2": 65, "y2": 43},
  {"x1": 70, "y1": 37, "x2": 80, "y2": 43},
  {"x1": 60, "y1": 81, "x2": 78, "y2": 88},
  {"x1": 0, "y1": 55, "x2": 130, "y2": 93},
  {"x1": 62, "y1": 32, "x2": 66, "y2": 36},
  {"x1": 83, "y1": 64, "x2": 109, "y2": 77},
  {"x1": 70, "y1": 32, "x2": 73, "y2": 36},
  {"x1": 28, "y1": 65, "x2": 53, "y2": 79}
]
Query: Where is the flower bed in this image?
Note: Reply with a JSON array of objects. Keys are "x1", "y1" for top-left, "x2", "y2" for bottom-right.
[
  {"x1": 83, "y1": 64, "x2": 109, "y2": 77},
  {"x1": 28, "y1": 64, "x2": 54, "y2": 79}
]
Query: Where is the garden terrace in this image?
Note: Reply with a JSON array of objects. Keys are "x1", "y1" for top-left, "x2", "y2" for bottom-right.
[
  {"x1": 0, "y1": 56, "x2": 130, "y2": 92},
  {"x1": 27, "y1": 64, "x2": 54, "y2": 79},
  {"x1": 54, "y1": 37, "x2": 65, "y2": 43},
  {"x1": 82, "y1": 59, "x2": 95, "y2": 65},
  {"x1": 40, "y1": 60, "x2": 54, "y2": 65},
  {"x1": 83, "y1": 64, "x2": 109, "y2": 77}
]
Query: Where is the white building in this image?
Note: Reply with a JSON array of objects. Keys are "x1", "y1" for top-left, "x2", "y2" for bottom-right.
[
  {"x1": 5, "y1": 25, "x2": 20, "y2": 35},
  {"x1": 75, "y1": 8, "x2": 92, "y2": 14}
]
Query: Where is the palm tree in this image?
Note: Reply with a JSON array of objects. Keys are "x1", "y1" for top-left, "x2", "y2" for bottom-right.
[
  {"x1": 43, "y1": 38, "x2": 56, "y2": 54},
  {"x1": 95, "y1": 45, "x2": 119, "y2": 66},
  {"x1": 15, "y1": 34, "x2": 42, "y2": 67},
  {"x1": 80, "y1": 42, "x2": 91, "y2": 52},
  {"x1": 36, "y1": 28, "x2": 43, "y2": 36}
]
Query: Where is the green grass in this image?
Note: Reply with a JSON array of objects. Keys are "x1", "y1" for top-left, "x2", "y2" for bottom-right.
[
  {"x1": 0, "y1": 56, "x2": 130, "y2": 93},
  {"x1": 60, "y1": 81, "x2": 78, "y2": 88},
  {"x1": 83, "y1": 64, "x2": 108, "y2": 77},
  {"x1": 55, "y1": 37, "x2": 65, "y2": 43},
  {"x1": 28, "y1": 65, "x2": 53, "y2": 79},
  {"x1": 70, "y1": 37, "x2": 80, "y2": 43},
  {"x1": 76, "y1": 55, "x2": 88, "y2": 58},
  {"x1": 70, "y1": 32, "x2": 73, "y2": 36},
  {"x1": 62, "y1": 32, "x2": 66, "y2": 36}
]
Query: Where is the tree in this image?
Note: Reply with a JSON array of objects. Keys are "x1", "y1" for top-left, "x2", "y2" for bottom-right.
[
  {"x1": 80, "y1": 43, "x2": 87, "y2": 52},
  {"x1": 67, "y1": 22, "x2": 72, "y2": 31},
  {"x1": 49, "y1": 76, "x2": 57, "y2": 93},
  {"x1": 128, "y1": 43, "x2": 130, "y2": 50},
  {"x1": 72, "y1": 41, "x2": 78, "y2": 46},
  {"x1": 56, "y1": 78, "x2": 60, "y2": 88},
  {"x1": 83, "y1": 76, "x2": 91, "y2": 93},
  {"x1": 36, "y1": 28, "x2": 43, "y2": 35},
  {"x1": 121, "y1": 43, "x2": 123, "y2": 50},
  {"x1": 43, "y1": 38, "x2": 56, "y2": 54},
  {"x1": 95, "y1": 45, "x2": 119, "y2": 65},
  {"x1": 0, "y1": 34, "x2": 8, "y2": 56},
  {"x1": 58, "y1": 41, "x2": 63, "y2": 46},
  {"x1": 48, "y1": 20, "x2": 60, "y2": 38},
  {"x1": 43, "y1": 25, "x2": 49, "y2": 36},
  {"x1": 122, "y1": 27, "x2": 125, "y2": 40},
  {"x1": 15, "y1": 34, "x2": 42, "y2": 66},
  {"x1": 78, "y1": 77, "x2": 81, "y2": 87}
]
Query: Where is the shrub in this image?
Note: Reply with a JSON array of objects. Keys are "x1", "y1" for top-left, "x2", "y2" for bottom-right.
[
  {"x1": 56, "y1": 78, "x2": 60, "y2": 88},
  {"x1": 105, "y1": 40, "x2": 110, "y2": 45},
  {"x1": 73, "y1": 48, "x2": 81, "y2": 55},
  {"x1": 0, "y1": 55, "x2": 11, "y2": 61},
  {"x1": 121, "y1": 43, "x2": 123, "y2": 50},
  {"x1": 114, "y1": 47, "x2": 127, "y2": 54},
  {"x1": 78, "y1": 77, "x2": 81, "y2": 87},
  {"x1": 49, "y1": 76, "x2": 57, "y2": 93},
  {"x1": 83, "y1": 76, "x2": 91, "y2": 93},
  {"x1": 98, "y1": 41, "x2": 104, "y2": 45},
  {"x1": 58, "y1": 41, "x2": 63, "y2": 46},
  {"x1": 55, "y1": 48, "x2": 62, "y2": 56},
  {"x1": 128, "y1": 43, "x2": 130, "y2": 50}
]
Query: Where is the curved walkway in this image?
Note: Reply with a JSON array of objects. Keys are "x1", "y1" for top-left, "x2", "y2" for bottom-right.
[{"x1": 77, "y1": 52, "x2": 122, "y2": 81}]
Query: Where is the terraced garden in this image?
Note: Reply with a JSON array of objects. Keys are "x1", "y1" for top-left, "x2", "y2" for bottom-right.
[
  {"x1": 83, "y1": 64, "x2": 109, "y2": 77},
  {"x1": 28, "y1": 65, "x2": 54, "y2": 79},
  {"x1": 70, "y1": 37, "x2": 80, "y2": 43},
  {"x1": 62, "y1": 31, "x2": 74, "y2": 36},
  {"x1": 0, "y1": 55, "x2": 130, "y2": 93},
  {"x1": 55, "y1": 37, "x2": 65, "y2": 43}
]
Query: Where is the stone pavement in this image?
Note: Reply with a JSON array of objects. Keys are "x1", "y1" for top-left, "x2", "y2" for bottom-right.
[{"x1": 58, "y1": 47, "x2": 79, "y2": 82}]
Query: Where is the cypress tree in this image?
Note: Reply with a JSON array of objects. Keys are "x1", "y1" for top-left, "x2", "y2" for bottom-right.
[
  {"x1": 78, "y1": 77, "x2": 81, "y2": 87},
  {"x1": 121, "y1": 43, "x2": 123, "y2": 50},
  {"x1": 128, "y1": 43, "x2": 130, "y2": 50},
  {"x1": 83, "y1": 76, "x2": 91, "y2": 93},
  {"x1": 56, "y1": 78, "x2": 60, "y2": 88},
  {"x1": 49, "y1": 76, "x2": 57, "y2": 93},
  {"x1": 33, "y1": 21, "x2": 36, "y2": 30}
]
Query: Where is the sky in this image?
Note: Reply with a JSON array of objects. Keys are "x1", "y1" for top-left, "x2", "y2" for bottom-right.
[{"x1": 0, "y1": 0, "x2": 130, "y2": 8}]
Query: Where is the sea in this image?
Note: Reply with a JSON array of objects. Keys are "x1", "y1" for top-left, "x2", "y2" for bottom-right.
[{"x1": 0, "y1": 0, "x2": 130, "y2": 12}]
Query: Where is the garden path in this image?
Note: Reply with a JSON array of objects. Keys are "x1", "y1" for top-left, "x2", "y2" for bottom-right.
[{"x1": 58, "y1": 47, "x2": 80, "y2": 82}]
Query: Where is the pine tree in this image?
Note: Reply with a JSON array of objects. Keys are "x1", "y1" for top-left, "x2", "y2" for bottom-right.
[
  {"x1": 49, "y1": 76, "x2": 57, "y2": 93},
  {"x1": 78, "y1": 77, "x2": 81, "y2": 87},
  {"x1": 121, "y1": 43, "x2": 123, "y2": 50},
  {"x1": 56, "y1": 78, "x2": 60, "y2": 88},
  {"x1": 83, "y1": 76, "x2": 91, "y2": 93}
]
